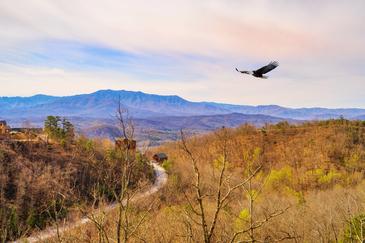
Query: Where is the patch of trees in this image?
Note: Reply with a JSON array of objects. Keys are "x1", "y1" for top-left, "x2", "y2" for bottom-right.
[
  {"x1": 142, "y1": 119, "x2": 365, "y2": 242},
  {"x1": 33, "y1": 119, "x2": 363, "y2": 242},
  {"x1": 0, "y1": 136, "x2": 154, "y2": 241},
  {"x1": 44, "y1": 116, "x2": 75, "y2": 145},
  {"x1": 2, "y1": 118, "x2": 365, "y2": 242}
]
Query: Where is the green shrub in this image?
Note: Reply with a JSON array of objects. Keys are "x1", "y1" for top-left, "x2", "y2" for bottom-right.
[
  {"x1": 162, "y1": 159, "x2": 173, "y2": 172},
  {"x1": 284, "y1": 187, "x2": 305, "y2": 204},
  {"x1": 234, "y1": 208, "x2": 250, "y2": 231},
  {"x1": 318, "y1": 170, "x2": 341, "y2": 185},
  {"x1": 308, "y1": 168, "x2": 342, "y2": 187},
  {"x1": 342, "y1": 214, "x2": 365, "y2": 242},
  {"x1": 267, "y1": 166, "x2": 293, "y2": 190}
]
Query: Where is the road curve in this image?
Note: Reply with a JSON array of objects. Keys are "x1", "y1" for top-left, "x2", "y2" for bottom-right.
[{"x1": 16, "y1": 162, "x2": 167, "y2": 243}]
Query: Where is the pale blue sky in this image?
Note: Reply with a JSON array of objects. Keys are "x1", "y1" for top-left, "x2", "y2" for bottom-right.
[{"x1": 0, "y1": 0, "x2": 364, "y2": 108}]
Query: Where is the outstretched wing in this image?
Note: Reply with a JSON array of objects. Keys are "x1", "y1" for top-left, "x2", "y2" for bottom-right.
[
  {"x1": 254, "y1": 61, "x2": 279, "y2": 75},
  {"x1": 235, "y1": 68, "x2": 249, "y2": 74}
]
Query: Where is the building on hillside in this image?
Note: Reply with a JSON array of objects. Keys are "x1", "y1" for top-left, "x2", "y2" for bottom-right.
[
  {"x1": 0, "y1": 121, "x2": 45, "y2": 141},
  {"x1": 11, "y1": 128, "x2": 43, "y2": 134},
  {"x1": 0, "y1": 121, "x2": 10, "y2": 134},
  {"x1": 153, "y1": 153, "x2": 168, "y2": 163},
  {"x1": 0, "y1": 120, "x2": 10, "y2": 136},
  {"x1": 10, "y1": 128, "x2": 44, "y2": 141},
  {"x1": 115, "y1": 138, "x2": 137, "y2": 152}
]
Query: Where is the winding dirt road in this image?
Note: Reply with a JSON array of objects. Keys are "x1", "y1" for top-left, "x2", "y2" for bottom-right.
[{"x1": 16, "y1": 162, "x2": 167, "y2": 243}]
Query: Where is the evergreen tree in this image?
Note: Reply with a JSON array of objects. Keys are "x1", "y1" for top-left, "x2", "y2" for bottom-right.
[{"x1": 44, "y1": 116, "x2": 74, "y2": 143}]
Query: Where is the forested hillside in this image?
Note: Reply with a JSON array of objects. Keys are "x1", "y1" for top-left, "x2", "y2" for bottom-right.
[
  {"x1": 0, "y1": 137, "x2": 154, "y2": 241},
  {"x1": 148, "y1": 119, "x2": 365, "y2": 242},
  {"x1": 5, "y1": 119, "x2": 365, "y2": 242},
  {"x1": 44, "y1": 119, "x2": 365, "y2": 242}
]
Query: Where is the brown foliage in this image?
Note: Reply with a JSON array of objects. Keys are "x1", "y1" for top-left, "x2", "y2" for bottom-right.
[{"x1": 0, "y1": 138, "x2": 154, "y2": 241}]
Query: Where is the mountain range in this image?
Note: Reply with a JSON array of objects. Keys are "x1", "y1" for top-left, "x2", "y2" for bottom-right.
[
  {"x1": 1, "y1": 89, "x2": 365, "y2": 121},
  {"x1": 1, "y1": 89, "x2": 364, "y2": 144}
]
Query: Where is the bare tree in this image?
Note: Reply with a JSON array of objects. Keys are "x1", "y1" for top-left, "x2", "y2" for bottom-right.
[
  {"x1": 180, "y1": 128, "x2": 295, "y2": 243},
  {"x1": 81, "y1": 99, "x2": 152, "y2": 243},
  {"x1": 113, "y1": 99, "x2": 152, "y2": 243},
  {"x1": 45, "y1": 168, "x2": 76, "y2": 243},
  {"x1": 83, "y1": 185, "x2": 110, "y2": 243},
  {"x1": 230, "y1": 149, "x2": 294, "y2": 243},
  {"x1": 46, "y1": 192, "x2": 66, "y2": 242},
  {"x1": 21, "y1": 120, "x2": 32, "y2": 142},
  {"x1": 180, "y1": 128, "x2": 261, "y2": 243},
  {"x1": 116, "y1": 97, "x2": 134, "y2": 140}
]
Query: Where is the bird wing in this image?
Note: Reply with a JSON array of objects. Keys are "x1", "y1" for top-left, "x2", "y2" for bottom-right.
[
  {"x1": 254, "y1": 61, "x2": 279, "y2": 75},
  {"x1": 235, "y1": 68, "x2": 248, "y2": 74}
]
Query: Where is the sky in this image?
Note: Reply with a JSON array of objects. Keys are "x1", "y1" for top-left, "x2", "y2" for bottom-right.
[{"x1": 0, "y1": 0, "x2": 364, "y2": 108}]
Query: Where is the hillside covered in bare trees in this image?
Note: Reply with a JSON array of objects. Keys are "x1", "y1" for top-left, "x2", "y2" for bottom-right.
[
  {"x1": 2, "y1": 119, "x2": 365, "y2": 242},
  {"x1": 149, "y1": 119, "x2": 365, "y2": 242},
  {"x1": 0, "y1": 135, "x2": 154, "y2": 241},
  {"x1": 53, "y1": 119, "x2": 365, "y2": 242}
]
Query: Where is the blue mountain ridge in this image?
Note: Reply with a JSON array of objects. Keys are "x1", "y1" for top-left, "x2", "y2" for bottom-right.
[{"x1": 0, "y1": 89, "x2": 365, "y2": 120}]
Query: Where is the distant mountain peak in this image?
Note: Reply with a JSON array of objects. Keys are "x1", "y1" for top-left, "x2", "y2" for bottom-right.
[{"x1": 0, "y1": 89, "x2": 364, "y2": 121}]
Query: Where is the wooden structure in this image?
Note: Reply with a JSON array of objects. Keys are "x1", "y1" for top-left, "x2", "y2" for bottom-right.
[
  {"x1": 153, "y1": 153, "x2": 168, "y2": 163},
  {"x1": 0, "y1": 120, "x2": 10, "y2": 138},
  {"x1": 0, "y1": 121, "x2": 45, "y2": 141},
  {"x1": 115, "y1": 138, "x2": 137, "y2": 152}
]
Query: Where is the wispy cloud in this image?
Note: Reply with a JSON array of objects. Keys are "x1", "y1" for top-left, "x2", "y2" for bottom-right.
[{"x1": 0, "y1": 0, "x2": 364, "y2": 107}]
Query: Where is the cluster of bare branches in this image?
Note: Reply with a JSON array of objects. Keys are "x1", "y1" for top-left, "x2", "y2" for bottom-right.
[
  {"x1": 116, "y1": 98, "x2": 135, "y2": 140},
  {"x1": 180, "y1": 128, "x2": 295, "y2": 242},
  {"x1": 85, "y1": 99, "x2": 153, "y2": 243}
]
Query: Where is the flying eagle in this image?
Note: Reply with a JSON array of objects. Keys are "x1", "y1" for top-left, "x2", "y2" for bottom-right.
[{"x1": 236, "y1": 61, "x2": 279, "y2": 79}]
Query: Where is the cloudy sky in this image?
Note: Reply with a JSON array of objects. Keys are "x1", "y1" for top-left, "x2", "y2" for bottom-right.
[{"x1": 0, "y1": 0, "x2": 364, "y2": 108}]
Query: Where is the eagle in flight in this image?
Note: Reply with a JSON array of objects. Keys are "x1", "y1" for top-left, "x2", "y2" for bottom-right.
[{"x1": 236, "y1": 61, "x2": 279, "y2": 79}]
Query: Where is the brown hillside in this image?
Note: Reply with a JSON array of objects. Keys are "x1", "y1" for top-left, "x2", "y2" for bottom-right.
[{"x1": 0, "y1": 139, "x2": 154, "y2": 241}]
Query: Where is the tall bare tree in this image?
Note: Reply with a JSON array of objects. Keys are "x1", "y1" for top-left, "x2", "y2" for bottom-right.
[
  {"x1": 116, "y1": 97, "x2": 134, "y2": 140},
  {"x1": 230, "y1": 148, "x2": 294, "y2": 243},
  {"x1": 180, "y1": 128, "x2": 261, "y2": 243},
  {"x1": 114, "y1": 99, "x2": 151, "y2": 243},
  {"x1": 180, "y1": 128, "x2": 295, "y2": 242}
]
